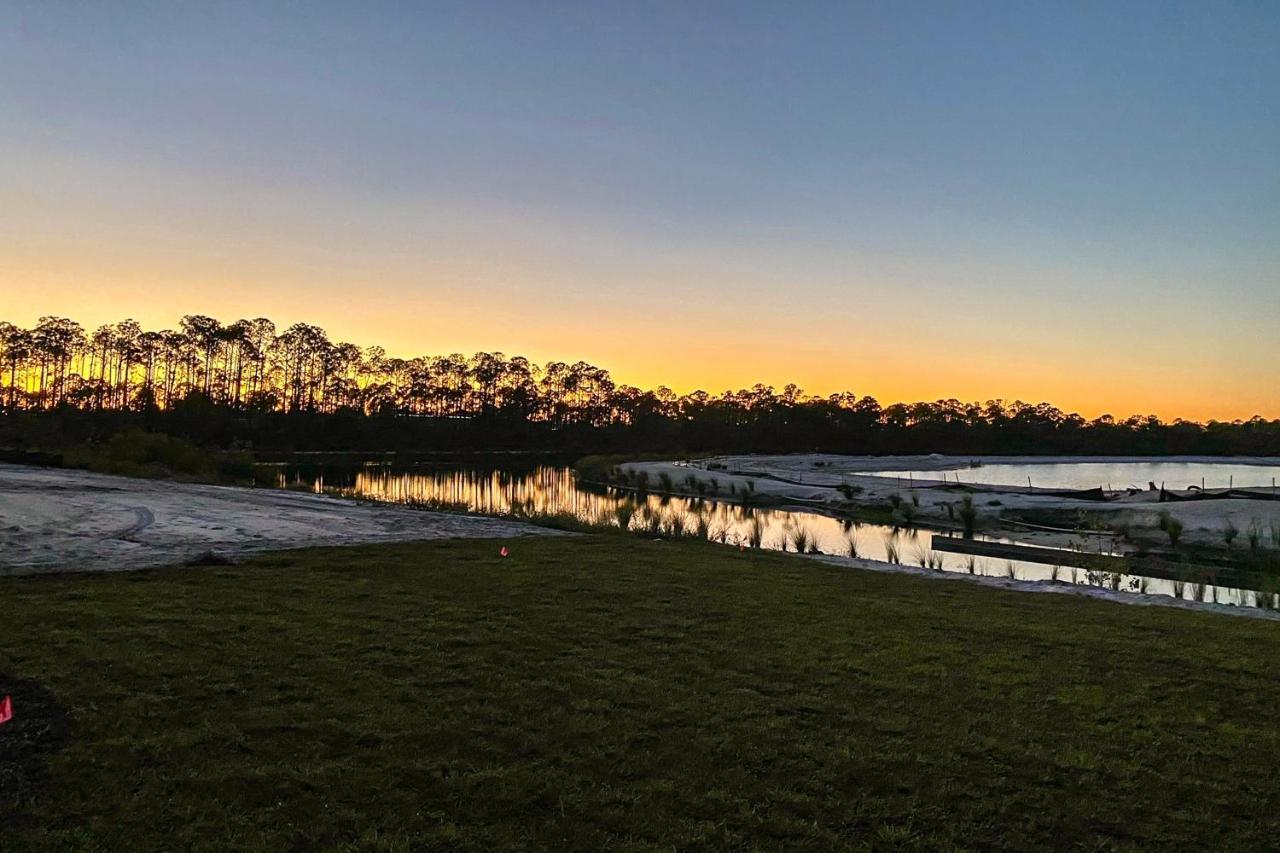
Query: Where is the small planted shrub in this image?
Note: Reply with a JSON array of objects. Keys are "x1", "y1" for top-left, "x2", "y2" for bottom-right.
[
  {"x1": 614, "y1": 501, "x2": 636, "y2": 531},
  {"x1": 1166, "y1": 516, "x2": 1184, "y2": 548},
  {"x1": 888, "y1": 493, "x2": 903, "y2": 509}
]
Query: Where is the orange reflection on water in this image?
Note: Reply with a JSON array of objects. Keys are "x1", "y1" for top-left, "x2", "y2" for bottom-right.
[{"x1": 272, "y1": 464, "x2": 1267, "y2": 608}]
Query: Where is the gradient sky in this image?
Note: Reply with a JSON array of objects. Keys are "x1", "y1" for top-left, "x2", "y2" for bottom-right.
[{"x1": 3, "y1": 2, "x2": 1278, "y2": 420}]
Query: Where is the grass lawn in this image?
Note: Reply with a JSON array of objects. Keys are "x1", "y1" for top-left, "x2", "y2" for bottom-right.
[{"x1": 2, "y1": 535, "x2": 1279, "y2": 851}]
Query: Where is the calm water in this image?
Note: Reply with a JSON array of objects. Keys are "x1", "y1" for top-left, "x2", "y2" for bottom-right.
[
  {"x1": 864, "y1": 460, "x2": 1280, "y2": 491},
  {"x1": 262, "y1": 462, "x2": 1270, "y2": 610}
]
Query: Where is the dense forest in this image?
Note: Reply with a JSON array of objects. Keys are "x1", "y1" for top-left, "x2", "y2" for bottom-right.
[{"x1": 2, "y1": 314, "x2": 1277, "y2": 456}]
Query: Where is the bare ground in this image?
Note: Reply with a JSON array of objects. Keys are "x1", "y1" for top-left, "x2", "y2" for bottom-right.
[{"x1": 0, "y1": 464, "x2": 564, "y2": 575}]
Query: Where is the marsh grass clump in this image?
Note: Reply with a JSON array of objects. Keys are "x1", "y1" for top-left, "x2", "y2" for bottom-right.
[
  {"x1": 635, "y1": 470, "x2": 651, "y2": 495},
  {"x1": 694, "y1": 512, "x2": 712, "y2": 541},
  {"x1": 747, "y1": 515, "x2": 765, "y2": 549},
  {"x1": 911, "y1": 492, "x2": 920, "y2": 507},
  {"x1": 914, "y1": 547, "x2": 942, "y2": 571},
  {"x1": 966, "y1": 556, "x2": 976, "y2": 575},
  {"x1": 639, "y1": 506, "x2": 664, "y2": 537},
  {"x1": 1247, "y1": 521, "x2": 1262, "y2": 553},
  {"x1": 1222, "y1": 518, "x2": 1239, "y2": 549},
  {"x1": 663, "y1": 510, "x2": 691, "y2": 538},
  {"x1": 836, "y1": 483, "x2": 863, "y2": 499},
  {"x1": 658, "y1": 471, "x2": 674, "y2": 495},
  {"x1": 895, "y1": 502, "x2": 917, "y2": 527},
  {"x1": 845, "y1": 533, "x2": 860, "y2": 559},
  {"x1": 884, "y1": 536, "x2": 900, "y2": 564},
  {"x1": 1005, "y1": 561, "x2": 1017, "y2": 580},
  {"x1": 613, "y1": 501, "x2": 637, "y2": 531},
  {"x1": 788, "y1": 524, "x2": 815, "y2": 555},
  {"x1": 888, "y1": 493, "x2": 903, "y2": 510},
  {"x1": 1164, "y1": 515, "x2": 1184, "y2": 548},
  {"x1": 957, "y1": 496, "x2": 977, "y2": 538}
]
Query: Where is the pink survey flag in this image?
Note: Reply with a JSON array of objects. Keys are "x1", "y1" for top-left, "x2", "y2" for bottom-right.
[
  {"x1": 0, "y1": 694, "x2": 12, "y2": 726},
  {"x1": 500, "y1": 546, "x2": 509, "y2": 558}
]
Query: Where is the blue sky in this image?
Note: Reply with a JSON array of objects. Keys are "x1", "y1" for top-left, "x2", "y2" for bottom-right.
[{"x1": 3, "y1": 2, "x2": 1278, "y2": 417}]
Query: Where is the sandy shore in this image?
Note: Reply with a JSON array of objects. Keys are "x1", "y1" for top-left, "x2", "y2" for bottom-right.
[
  {"x1": 0, "y1": 464, "x2": 564, "y2": 575},
  {"x1": 621, "y1": 454, "x2": 1280, "y2": 548}
]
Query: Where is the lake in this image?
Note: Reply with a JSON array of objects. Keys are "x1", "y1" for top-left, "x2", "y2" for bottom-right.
[
  {"x1": 260, "y1": 460, "x2": 1270, "y2": 610},
  {"x1": 861, "y1": 459, "x2": 1280, "y2": 491}
]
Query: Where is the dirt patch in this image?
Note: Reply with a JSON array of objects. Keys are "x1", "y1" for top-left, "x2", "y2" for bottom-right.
[{"x1": 0, "y1": 463, "x2": 568, "y2": 575}]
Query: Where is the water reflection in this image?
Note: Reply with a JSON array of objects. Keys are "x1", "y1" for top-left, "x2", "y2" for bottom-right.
[
  {"x1": 864, "y1": 460, "x2": 1280, "y2": 491},
  {"x1": 265, "y1": 463, "x2": 1270, "y2": 610}
]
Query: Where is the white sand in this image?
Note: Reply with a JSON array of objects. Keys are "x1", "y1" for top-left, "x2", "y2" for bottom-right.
[
  {"x1": 621, "y1": 454, "x2": 1280, "y2": 547},
  {"x1": 0, "y1": 464, "x2": 564, "y2": 575}
]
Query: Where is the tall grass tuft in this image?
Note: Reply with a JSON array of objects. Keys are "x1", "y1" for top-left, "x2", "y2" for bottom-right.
[
  {"x1": 1248, "y1": 520, "x2": 1262, "y2": 553},
  {"x1": 957, "y1": 496, "x2": 977, "y2": 538},
  {"x1": 639, "y1": 506, "x2": 663, "y2": 537},
  {"x1": 613, "y1": 501, "x2": 636, "y2": 531},
  {"x1": 747, "y1": 515, "x2": 765, "y2": 549},
  {"x1": 663, "y1": 510, "x2": 690, "y2": 538},
  {"x1": 788, "y1": 524, "x2": 814, "y2": 555},
  {"x1": 1165, "y1": 516, "x2": 1184, "y2": 548},
  {"x1": 884, "y1": 536, "x2": 900, "y2": 564},
  {"x1": 1223, "y1": 518, "x2": 1239, "y2": 549},
  {"x1": 914, "y1": 547, "x2": 942, "y2": 570},
  {"x1": 845, "y1": 532, "x2": 860, "y2": 559},
  {"x1": 658, "y1": 471, "x2": 673, "y2": 495}
]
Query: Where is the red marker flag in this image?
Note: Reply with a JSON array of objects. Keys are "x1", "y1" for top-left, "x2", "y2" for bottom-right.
[
  {"x1": 499, "y1": 546, "x2": 509, "y2": 558},
  {"x1": 0, "y1": 695, "x2": 12, "y2": 726}
]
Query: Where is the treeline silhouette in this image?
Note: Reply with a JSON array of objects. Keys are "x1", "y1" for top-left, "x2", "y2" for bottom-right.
[{"x1": 2, "y1": 314, "x2": 1278, "y2": 456}]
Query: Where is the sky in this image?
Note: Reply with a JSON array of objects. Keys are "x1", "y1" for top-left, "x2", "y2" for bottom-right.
[{"x1": 2, "y1": 1, "x2": 1278, "y2": 420}]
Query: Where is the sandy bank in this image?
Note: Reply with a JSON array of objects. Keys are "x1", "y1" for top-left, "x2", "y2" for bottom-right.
[
  {"x1": 620, "y1": 454, "x2": 1280, "y2": 547},
  {"x1": 0, "y1": 464, "x2": 564, "y2": 575}
]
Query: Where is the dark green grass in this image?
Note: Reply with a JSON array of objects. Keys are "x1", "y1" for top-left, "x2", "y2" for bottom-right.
[{"x1": 2, "y1": 537, "x2": 1280, "y2": 851}]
